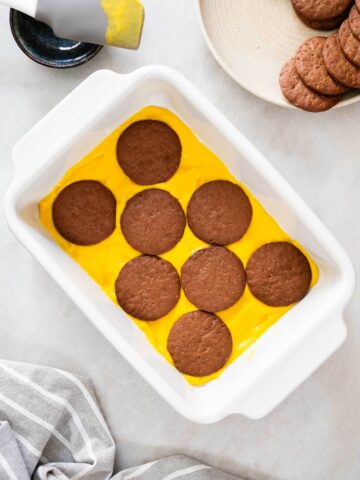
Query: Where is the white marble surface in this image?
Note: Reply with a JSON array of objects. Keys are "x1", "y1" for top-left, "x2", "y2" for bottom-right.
[{"x1": 0, "y1": 2, "x2": 360, "y2": 479}]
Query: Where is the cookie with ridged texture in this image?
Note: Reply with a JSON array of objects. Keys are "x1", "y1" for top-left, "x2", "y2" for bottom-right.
[
  {"x1": 181, "y1": 246, "x2": 246, "y2": 312},
  {"x1": 117, "y1": 120, "x2": 182, "y2": 185},
  {"x1": 291, "y1": 0, "x2": 353, "y2": 20},
  {"x1": 279, "y1": 57, "x2": 342, "y2": 112},
  {"x1": 167, "y1": 311, "x2": 233, "y2": 377},
  {"x1": 246, "y1": 242, "x2": 312, "y2": 307},
  {"x1": 52, "y1": 180, "x2": 116, "y2": 246},
  {"x1": 121, "y1": 189, "x2": 186, "y2": 255},
  {"x1": 187, "y1": 180, "x2": 252, "y2": 246},
  {"x1": 339, "y1": 18, "x2": 360, "y2": 67},
  {"x1": 295, "y1": 36, "x2": 347, "y2": 95},
  {"x1": 323, "y1": 33, "x2": 360, "y2": 87},
  {"x1": 115, "y1": 255, "x2": 180, "y2": 321}
]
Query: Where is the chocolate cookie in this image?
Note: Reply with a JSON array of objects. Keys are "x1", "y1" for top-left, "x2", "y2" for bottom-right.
[
  {"x1": 115, "y1": 255, "x2": 180, "y2": 320},
  {"x1": 349, "y1": 5, "x2": 360, "y2": 40},
  {"x1": 295, "y1": 10, "x2": 348, "y2": 30},
  {"x1": 181, "y1": 247, "x2": 246, "y2": 312},
  {"x1": 291, "y1": 0, "x2": 352, "y2": 20},
  {"x1": 339, "y1": 19, "x2": 360, "y2": 67},
  {"x1": 295, "y1": 37, "x2": 348, "y2": 95},
  {"x1": 279, "y1": 57, "x2": 342, "y2": 112},
  {"x1": 187, "y1": 180, "x2": 252, "y2": 246},
  {"x1": 117, "y1": 120, "x2": 182, "y2": 185},
  {"x1": 323, "y1": 33, "x2": 360, "y2": 88},
  {"x1": 52, "y1": 180, "x2": 116, "y2": 246},
  {"x1": 246, "y1": 242, "x2": 312, "y2": 307},
  {"x1": 121, "y1": 189, "x2": 186, "y2": 255},
  {"x1": 167, "y1": 311, "x2": 232, "y2": 377}
]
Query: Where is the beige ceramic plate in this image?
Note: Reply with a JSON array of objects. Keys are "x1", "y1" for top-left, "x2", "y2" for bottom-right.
[{"x1": 198, "y1": 0, "x2": 358, "y2": 109}]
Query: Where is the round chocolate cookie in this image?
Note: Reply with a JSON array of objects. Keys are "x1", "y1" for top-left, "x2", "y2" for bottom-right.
[
  {"x1": 181, "y1": 247, "x2": 246, "y2": 312},
  {"x1": 295, "y1": 10, "x2": 348, "y2": 30},
  {"x1": 291, "y1": 0, "x2": 353, "y2": 20},
  {"x1": 117, "y1": 120, "x2": 182, "y2": 185},
  {"x1": 295, "y1": 37, "x2": 348, "y2": 95},
  {"x1": 187, "y1": 180, "x2": 252, "y2": 246},
  {"x1": 339, "y1": 19, "x2": 360, "y2": 67},
  {"x1": 167, "y1": 310, "x2": 232, "y2": 377},
  {"x1": 246, "y1": 242, "x2": 312, "y2": 307},
  {"x1": 52, "y1": 180, "x2": 116, "y2": 246},
  {"x1": 121, "y1": 189, "x2": 186, "y2": 255},
  {"x1": 279, "y1": 57, "x2": 342, "y2": 112},
  {"x1": 323, "y1": 33, "x2": 360, "y2": 88},
  {"x1": 349, "y1": 5, "x2": 360, "y2": 41},
  {"x1": 115, "y1": 255, "x2": 180, "y2": 321}
]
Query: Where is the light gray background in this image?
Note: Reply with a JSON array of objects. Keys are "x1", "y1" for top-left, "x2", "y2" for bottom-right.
[{"x1": 0, "y1": 2, "x2": 359, "y2": 479}]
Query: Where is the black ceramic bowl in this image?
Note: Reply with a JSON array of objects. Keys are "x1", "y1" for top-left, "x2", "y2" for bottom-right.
[{"x1": 10, "y1": 9, "x2": 103, "y2": 69}]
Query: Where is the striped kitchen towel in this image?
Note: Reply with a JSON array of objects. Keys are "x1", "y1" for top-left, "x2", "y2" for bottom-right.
[
  {"x1": 0, "y1": 359, "x2": 115, "y2": 479},
  {"x1": 0, "y1": 360, "x2": 243, "y2": 480},
  {"x1": 113, "y1": 455, "x2": 241, "y2": 480}
]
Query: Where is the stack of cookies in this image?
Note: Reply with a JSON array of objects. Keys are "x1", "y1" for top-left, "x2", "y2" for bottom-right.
[{"x1": 280, "y1": 0, "x2": 360, "y2": 112}]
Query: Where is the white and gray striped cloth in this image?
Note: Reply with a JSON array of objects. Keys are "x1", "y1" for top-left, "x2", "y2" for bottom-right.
[
  {"x1": 0, "y1": 360, "x2": 242, "y2": 480},
  {"x1": 115, "y1": 456, "x2": 241, "y2": 480}
]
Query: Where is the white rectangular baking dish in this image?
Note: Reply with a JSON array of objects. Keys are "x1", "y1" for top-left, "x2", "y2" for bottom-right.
[{"x1": 5, "y1": 66, "x2": 355, "y2": 423}]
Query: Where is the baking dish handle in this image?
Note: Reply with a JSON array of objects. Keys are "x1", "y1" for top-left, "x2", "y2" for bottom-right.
[
  {"x1": 11, "y1": 69, "x2": 133, "y2": 182},
  {"x1": 228, "y1": 312, "x2": 347, "y2": 420}
]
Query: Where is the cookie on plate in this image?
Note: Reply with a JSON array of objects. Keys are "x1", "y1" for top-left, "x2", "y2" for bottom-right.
[
  {"x1": 323, "y1": 33, "x2": 360, "y2": 88},
  {"x1": 181, "y1": 246, "x2": 246, "y2": 312},
  {"x1": 291, "y1": 0, "x2": 353, "y2": 20},
  {"x1": 339, "y1": 19, "x2": 360, "y2": 67},
  {"x1": 280, "y1": 57, "x2": 342, "y2": 112},
  {"x1": 121, "y1": 188, "x2": 186, "y2": 255},
  {"x1": 187, "y1": 180, "x2": 252, "y2": 245},
  {"x1": 52, "y1": 180, "x2": 116, "y2": 246},
  {"x1": 115, "y1": 255, "x2": 180, "y2": 320},
  {"x1": 295, "y1": 10, "x2": 348, "y2": 30},
  {"x1": 246, "y1": 242, "x2": 312, "y2": 307},
  {"x1": 167, "y1": 310, "x2": 232, "y2": 377},
  {"x1": 295, "y1": 36, "x2": 347, "y2": 95},
  {"x1": 117, "y1": 120, "x2": 182, "y2": 185}
]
